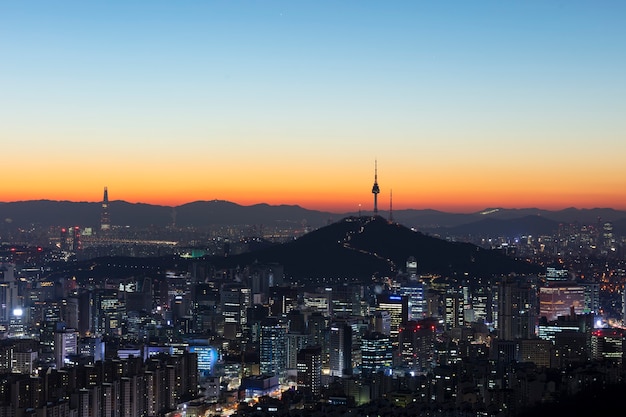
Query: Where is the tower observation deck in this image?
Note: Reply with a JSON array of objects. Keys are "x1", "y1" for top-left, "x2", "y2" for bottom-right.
[{"x1": 372, "y1": 161, "x2": 380, "y2": 215}]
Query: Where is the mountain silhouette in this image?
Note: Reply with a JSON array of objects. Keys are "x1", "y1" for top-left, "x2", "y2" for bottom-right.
[
  {"x1": 207, "y1": 216, "x2": 541, "y2": 282},
  {"x1": 1, "y1": 200, "x2": 624, "y2": 234},
  {"x1": 422, "y1": 215, "x2": 561, "y2": 238},
  {"x1": 50, "y1": 216, "x2": 540, "y2": 284}
]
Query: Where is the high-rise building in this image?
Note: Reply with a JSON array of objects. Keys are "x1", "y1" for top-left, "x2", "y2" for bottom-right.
[
  {"x1": 91, "y1": 289, "x2": 124, "y2": 336},
  {"x1": 583, "y1": 282, "x2": 600, "y2": 315},
  {"x1": 296, "y1": 346, "x2": 322, "y2": 399},
  {"x1": 220, "y1": 283, "x2": 251, "y2": 339},
  {"x1": 60, "y1": 228, "x2": 70, "y2": 252},
  {"x1": 120, "y1": 375, "x2": 146, "y2": 417},
  {"x1": 398, "y1": 319, "x2": 437, "y2": 373},
  {"x1": 371, "y1": 310, "x2": 391, "y2": 336},
  {"x1": 444, "y1": 285, "x2": 464, "y2": 330},
  {"x1": 249, "y1": 264, "x2": 284, "y2": 302},
  {"x1": 361, "y1": 332, "x2": 393, "y2": 377},
  {"x1": 469, "y1": 281, "x2": 493, "y2": 324},
  {"x1": 375, "y1": 294, "x2": 408, "y2": 344},
  {"x1": 0, "y1": 264, "x2": 19, "y2": 325},
  {"x1": 518, "y1": 339, "x2": 553, "y2": 367},
  {"x1": 54, "y1": 327, "x2": 78, "y2": 369},
  {"x1": 497, "y1": 276, "x2": 538, "y2": 340},
  {"x1": 306, "y1": 312, "x2": 328, "y2": 369},
  {"x1": 399, "y1": 281, "x2": 427, "y2": 321},
  {"x1": 537, "y1": 309, "x2": 593, "y2": 342},
  {"x1": 269, "y1": 286, "x2": 299, "y2": 316},
  {"x1": 101, "y1": 186, "x2": 110, "y2": 231},
  {"x1": 259, "y1": 318, "x2": 287, "y2": 378},
  {"x1": 591, "y1": 328, "x2": 625, "y2": 363},
  {"x1": 286, "y1": 332, "x2": 309, "y2": 371},
  {"x1": 329, "y1": 321, "x2": 352, "y2": 377},
  {"x1": 331, "y1": 284, "x2": 363, "y2": 317},
  {"x1": 72, "y1": 226, "x2": 81, "y2": 252}
]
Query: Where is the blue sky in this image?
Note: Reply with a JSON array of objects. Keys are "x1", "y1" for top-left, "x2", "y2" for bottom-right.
[{"x1": 2, "y1": 1, "x2": 625, "y2": 211}]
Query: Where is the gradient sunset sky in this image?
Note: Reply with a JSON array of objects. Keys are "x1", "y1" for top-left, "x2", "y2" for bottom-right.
[{"x1": 2, "y1": 1, "x2": 625, "y2": 213}]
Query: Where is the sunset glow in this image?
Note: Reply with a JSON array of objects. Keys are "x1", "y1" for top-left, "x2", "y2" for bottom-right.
[{"x1": 2, "y1": 1, "x2": 625, "y2": 213}]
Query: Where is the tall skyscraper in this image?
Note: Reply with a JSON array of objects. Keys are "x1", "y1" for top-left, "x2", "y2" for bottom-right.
[
  {"x1": 398, "y1": 319, "x2": 437, "y2": 373},
  {"x1": 399, "y1": 281, "x2": 427, "y2": 321},
  {"x1": 497, "y1": 276, "x2": 538, "y2": 340},
  {"x1": 361, "y1": 332, "x2": 393, "y2": 377},
  {"x1": 375, "y1": 294, "x2": 408, "y2": 345},
  {"x1": 72, "y1": 226, "x2": 81, "y2": 252},
  {"x1": 329, "y1": 321, "x2": 352, "y2": 377},
  {"x1": 296, "y1": 346, "x2": 322, "y2": 399},
  {"x1": 371, "y1": 160, "x2": 380, "y2": 215},
  {"x1": 0, "y1": 264, "x2": 19, "y2": 325},
  {"x1": 54, "y1": 327, "x2": 78, "y2": 369},
  {"x1": 220, "y1": 283, "x2": 251, "y2": 339},
  {"x1": 101, "y1": 186, "x2": 110, "y2": 231},
  {"x1": 259, "y1": 318, "x2": 287, "y2": 378}
]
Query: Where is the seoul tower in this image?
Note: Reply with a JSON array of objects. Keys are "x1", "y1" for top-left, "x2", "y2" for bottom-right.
[{"x1": 372, "y1": 160, "x2": 380, "y2": 216}]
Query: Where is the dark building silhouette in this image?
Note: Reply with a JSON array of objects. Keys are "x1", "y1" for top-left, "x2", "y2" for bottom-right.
[
  {"x1": 297, "y1": 346, "x2": 322, "y2": 399},
  {"x1": 101, "y1": 186, "x2": 110, "y2": 231},
  {"x1": 497, "y1": 275, "x2": 538, "y2": 340}
]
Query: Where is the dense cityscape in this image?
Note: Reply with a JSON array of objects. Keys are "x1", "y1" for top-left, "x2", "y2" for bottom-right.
[
  {"x1": 4, "y1": 1, "x2": 625, "y2": 416},
  {"x1": 0, "y1": 179, "x2": 625, "y2": 417}
]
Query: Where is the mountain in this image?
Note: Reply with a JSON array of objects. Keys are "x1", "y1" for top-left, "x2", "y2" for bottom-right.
[
  {"x1": 51, "y1": 216, "x2": 540, "y2": 284},
  {"x1": 0, "y1": 200, "x2": 171, "y2": 228},
  {"x1": 0, "y1": 200, "x2": 337, "y2": 229},
  {"x1": 206, "y1": 216, "x2": 541, "y2": 281},
  {"x1": 173, "y1": 201, "x2": 335, "y2": 227},
  {"x1": 421, "y1": 215, "x2": 561, "y2": 238},
  {"x1": 1, "y1": 200, "x2": 625, "y2": 234}
]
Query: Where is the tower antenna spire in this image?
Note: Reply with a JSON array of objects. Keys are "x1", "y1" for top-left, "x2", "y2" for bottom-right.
[{"x1": 371, "y1": 160, "x2": 380, "y2": 216}]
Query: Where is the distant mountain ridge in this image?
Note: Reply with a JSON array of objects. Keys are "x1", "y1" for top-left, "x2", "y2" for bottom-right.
[{"x1": 1, "y1": 200, "x2": 625, "y2": 237}]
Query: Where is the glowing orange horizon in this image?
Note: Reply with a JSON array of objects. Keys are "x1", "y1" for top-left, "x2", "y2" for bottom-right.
[
  {"x1": 3, "y1": 189, "x2": 626, "y2": 214},
  {"x1": 3, "y1": 158, "x2": 625, "y2": 214}
]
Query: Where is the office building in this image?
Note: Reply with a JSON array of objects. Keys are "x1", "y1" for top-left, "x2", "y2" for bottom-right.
[
  {"x1": 497, "y1": 276, "x2": 538, "y2": 340},
  {"x1": 329, "y1": 321, "x2": 352, "y2": 377},
  {"x1": 54, "y1": 327, "x2": 78, "y2": 369},
  {"x1": 398, "y1": 319, "x2": 437, "y2": 373},
  {"x1": 539, "y1": 284, "x2": 585, "y2": 321},
  {"x1": 296, "y1": 346, "x2": 322, "y2": 399},
  {"x1": 360, "y1": 332, "x2": 393, "y2": 377},
  {"x1": 259, "y1": 318, "x2": 287, "y2": 378},
  {"x1": 375, "y1": 294, "x2": 408, "y2": 344}
]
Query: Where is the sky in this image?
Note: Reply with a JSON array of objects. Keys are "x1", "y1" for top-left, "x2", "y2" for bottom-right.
[{"x1": 2, "y1": 1, "x2": 625, "y2": 213}]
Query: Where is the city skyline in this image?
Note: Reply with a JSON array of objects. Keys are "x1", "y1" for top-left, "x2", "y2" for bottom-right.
[{"x1": 2, "y1": 1, "x2": 626, "y2": 213}]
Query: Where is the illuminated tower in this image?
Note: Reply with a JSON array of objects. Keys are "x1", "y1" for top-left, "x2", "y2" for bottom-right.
[
  {"x1": 101, "y1": 187, "x2": 110, "y2": 231},
  {"x1": 371, "y1": 160, "x2": 380, "y2": 215}
]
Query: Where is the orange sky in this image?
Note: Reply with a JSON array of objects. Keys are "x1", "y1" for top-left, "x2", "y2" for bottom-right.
[
  {"x1": 3, "y1": 157, "x2": 625, "y2": 213},
  {"x1": 2, "y1": 2, "x2": 626, "y2": 213}
]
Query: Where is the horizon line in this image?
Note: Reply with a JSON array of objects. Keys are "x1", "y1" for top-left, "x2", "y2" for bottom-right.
[{"x1": 1, "y1": 198, "x2": 624, "y2": 215}]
